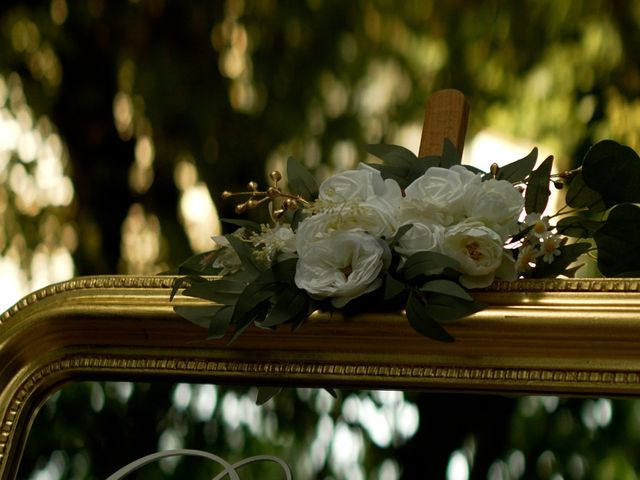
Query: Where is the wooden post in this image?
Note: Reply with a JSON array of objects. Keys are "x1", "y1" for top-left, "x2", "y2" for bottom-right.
[{"x1": 418, "y1": 89, "x2": 470, "y2": 158}]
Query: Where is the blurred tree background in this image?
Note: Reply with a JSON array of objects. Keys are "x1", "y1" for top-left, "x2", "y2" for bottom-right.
[{"x1": 2, "y1": 0, "x2": 640, "y2": 478}]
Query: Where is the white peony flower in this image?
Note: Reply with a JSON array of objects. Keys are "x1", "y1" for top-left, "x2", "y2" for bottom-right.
[
  {"x1": 401, "y1": 165, "x2": 481, "y2": 225},
  {"x1": 540, "y1": 233, "x2": 562, "y2": 264},
  {"x1": 463, "y1": 178, "x2": 524, "y2": 239},
  {"x1": 294, "y1": 231, "x2": 389, "y2": 307},
  {"x1": 319, "y1": 163, "x2": 402, "y2": 205},
  {"x1": 441, "y1": 220, "x2": 513, "y2": 288},
  {"x1": 394, "y1": 221, "x2": 445, "y2": 258}
]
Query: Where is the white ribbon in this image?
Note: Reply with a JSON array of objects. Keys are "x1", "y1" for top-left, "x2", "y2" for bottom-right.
[{"x1": 105, "y1": 449, "x2": 293, "y2": 480}]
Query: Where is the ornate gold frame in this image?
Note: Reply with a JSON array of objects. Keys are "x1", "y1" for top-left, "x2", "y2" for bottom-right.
[{"x1": 2, "y1": 276, "x2": 640, "y2": 478}]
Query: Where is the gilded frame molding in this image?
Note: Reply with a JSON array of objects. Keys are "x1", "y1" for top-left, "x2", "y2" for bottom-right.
[{"x1": 2, "y1": 276, "x2": 640, "y2": 478}]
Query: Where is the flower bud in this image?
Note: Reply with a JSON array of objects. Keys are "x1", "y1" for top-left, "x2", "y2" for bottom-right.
[{"x1": 269, "y1": 170, "x2": 282, "y2": 182}]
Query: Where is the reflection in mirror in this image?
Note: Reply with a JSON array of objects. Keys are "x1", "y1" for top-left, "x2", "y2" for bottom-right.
[{"x1": 20, "y1": 382, "x2": 638, "y2": 479}]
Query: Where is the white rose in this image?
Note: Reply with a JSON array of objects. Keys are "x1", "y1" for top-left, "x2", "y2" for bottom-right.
[
  {"x1": 294, "y1": 231, "x2": 388, "y2": 307},
  {"x1": 319, "y1": 163, "x2": 402, "y2": 204},
  {"x1": 401, "y1": 166, "x2": 481, "y2": 225},
  {"x1": 441, "y1": 220, "x2": 510, "y2": 288},
  {"x1": 395, "y1": 222, "x2": 445, "y2": 258},
  {"x1": 463, "y1": 179, "x2": 524, "y2": 238},
  {"x1": 297, "y1": 197, "x2": 399, "y2": 241}
]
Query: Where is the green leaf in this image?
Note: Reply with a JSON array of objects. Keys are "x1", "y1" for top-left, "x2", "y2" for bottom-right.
[
  {"x1": 420, "y1": 279, "x2": 473, "y2": 301},
  {"x1": 440, "y1": 138, "x2": 461, "y2": 168},
  {"x1": 226, "y1": 233, "x2": 261, "y2": 276},
  {"x1": 255, "y1": 386, "x2": 282, "y2": 406},
  {"x1": 221, "y1": 218, "x2": 262, "y2": 233},
  {"x1": 235, "y1": 270, "x2": 280, "y2": 314},
  {"x1": 524, "y1": 155, "x2": 554, "y2": 214},
  {"x1": 497, "y1": 147, "x2": 538, "y2": 183},
  {"x1": 183, "y1": 277, "x2": 245, "y2": 305},
  {"x1": 593, "y1": 204, "x2": 640, "y2": 277},
  {"x1": 403, "y1": 251, "x2": 460, "y2": 280},
  {"x1": 229, "y1": 302, "x2": 269, "y2": 343},
  {"x1": 405, "y1": 293, "x2": 454, "y2": 342},
  {"x1": 260, "y1": 288, "x2": 308, "y2": 327},
  {"x1": 384, "y1": 274, "x2": 406, "y2": 301},
  {"x1": 531, "y1": 242, "x2": 591, "y2": 278},
  {"x1": 365, "y1": 143, "x2": 417, "y2": 166},
  {"x1": 177, "y1": 251, "x2": 220, "y2": 275},
  {"x1": 582, "y1": 140, "x2": 640, "y2": 208},
  {"x1": 170, "y1": 275, "x2": 206, "y2": 301},
  {"x1": 287, "y1": 156, "x2": 319, "y2": 201},
  {"x1": 555, "y1": 216, "x2": 604, "y2": 238},
  {"x1": 272, "y1": 257, "x2": 298, "y2": 285},
  {"x1": 389, "y1": 223, "x2": 413, "y2": 246},
  {"x1": 424, "y1": 293, "x2": 484, "y2": 321},
  {"x1": 173, "y1": 305, "x2": 225, "y2": 329},
  {"x1": 208, "y1": 305, "x2": 235, "y2": 338},
  {"x1": 565, "y1": 170, "x2": 607, "y2": 212}
]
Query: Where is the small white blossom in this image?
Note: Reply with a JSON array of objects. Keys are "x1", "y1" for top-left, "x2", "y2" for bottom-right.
[
  {"x1": 251, "y1": 224, "x2": 296, "y2": 263},
  {"x1": 522, "y1": 212, "x2": 551, "y2": 239},
  {"x1": 540, "y1": 233, "x2": 562, "y2": 264}
]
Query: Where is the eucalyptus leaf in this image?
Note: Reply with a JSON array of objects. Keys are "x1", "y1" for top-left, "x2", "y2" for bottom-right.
[
  {"x1": 424, "y1": 293, "x2": 484, "y2": 322},
  {"x1": 261, "y1": 288, "x2": 308, "y2": 327},
  {"x1": 226, "y1": 233, "x2": 261, "y2": 276},
  {"x1": 555, "y1": 216, "x2": 604, "y2": 238},
  {"x1": 403, "y1": 251, "x2": 460, "y2": 280},
  {"x1": 221, "y1": 218, "x2": 262, "y2": 233},
  {"x1": 235, "y1": 271, "x2": 280, "y2": 314},
  {"x1": 405, "y1": 293, "x2": 454, "y2": 342},
  {"x1": 440, "y1": 138, "x2": 461, "y2": 168},
  {"x1": 389, "y1": 224, "x2": 413, "y2": 246},
  {"x1": 177, "y1": 251, "x2": 220, "y2": 275},
  {"x1": 593, "y1": 203, "x2": 640, "y2": 277},
  {"x1": 420, "y1": 279, "x2": 473, "y2": 301},
  {"x1": 173, "y1": 305, "x2": 225, "y2": 329},
  {"x1": 565, "y1": 170, "x2": 607, "y2": 212},
  {"x1": 287, "y1": 156, "x2": 319, "y2": 201},
  {"x1": 171, "y1": 275, "x2": 206, "y2": 301},
  {"x1": 255, "y1": 386, "x2": 282, "y2": 406},
  {"x1": 272, "y1": 257, "x2": 299, "y2": 285},
  {"x1": 384, "y1": 274, "x2": 406, "y2": 301},
  {"x1": 208, "y1": 305, "x2": 235, "y2": 338},
  {"x1": 582, "y1": 140, "x2": 640, "y2": 207},
  {"x1": 497, "y1": 147, "x2": 538, "y2": 183},
  {"x1": 365, "y1": 143, "x2": 417, "y2": 166},
  {"x1": 531, "y1": 242, "x2": 591, "y2": 278},
  {"x1": 182, "y1": 277, "x2": 246, "y2": 304},
  {"x1": 524, "y1": 155, "x2": 553, "y2": 214},
  {"x1": 229, "y1": 302, "x2": 269, "y2": 344}
]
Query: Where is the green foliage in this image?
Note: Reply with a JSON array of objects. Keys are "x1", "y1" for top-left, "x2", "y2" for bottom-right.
[
  {"x1": 524, "y1": 155, "x2": 554, "y2": 214},
  {"x1": 565, "y1": 171, "x2": 607, "y2": 211},
  {"x1": 582, "y1": 140, "x2": 640, "y2": 208},
  {"x1": 594, "y1": 204, "x2": 640, "y2": 277},
  {"x1": 405, "y1": 293, "x2": 454, "y2": 343},
  {"x1": 286, "y1": 156, "x2": 319, "y2": 201},
  {"x1": 496, "y1": 147, "x2": 538, "y2": 183}
]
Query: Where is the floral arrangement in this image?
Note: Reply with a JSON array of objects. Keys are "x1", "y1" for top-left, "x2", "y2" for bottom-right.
[{"x1": 172, "y1": 139, "x2": 640, "y2": 342}]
